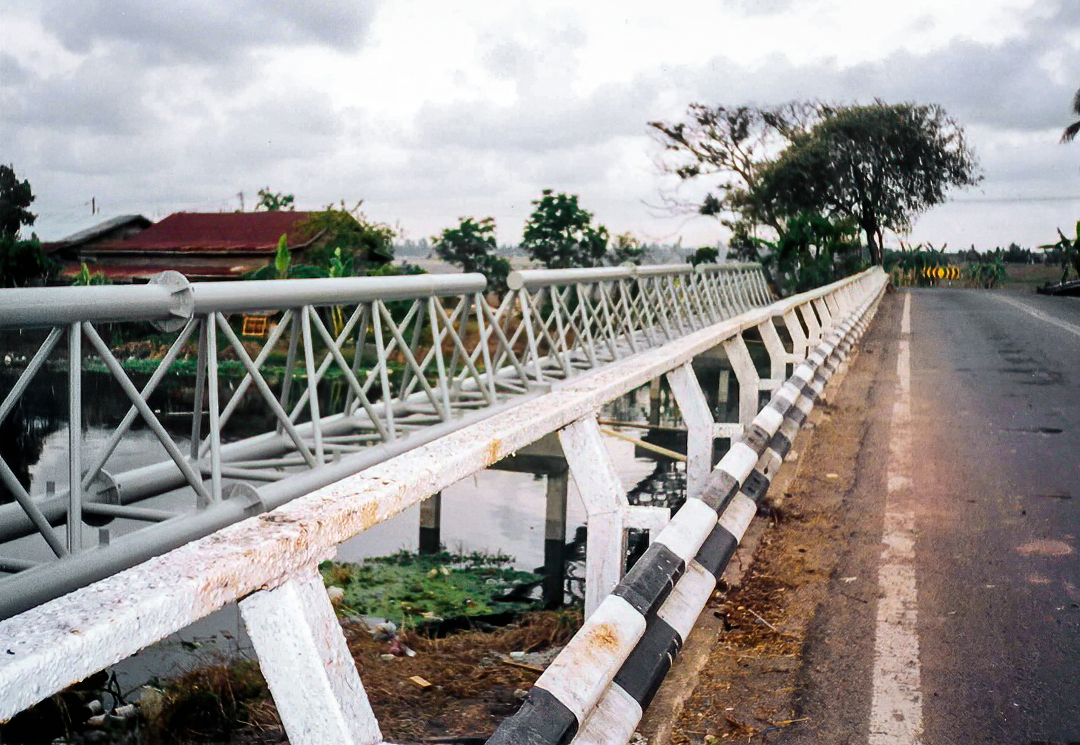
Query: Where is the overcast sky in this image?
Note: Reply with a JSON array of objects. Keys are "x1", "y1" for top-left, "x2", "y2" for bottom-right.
[{"x1": 2, "y1": 0, "x2": 1079, "y2": 252}]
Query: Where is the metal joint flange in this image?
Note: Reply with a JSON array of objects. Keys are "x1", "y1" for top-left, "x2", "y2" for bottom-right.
[
  {"x1": 84, "y1": 469, "x2": 121, "y2": 527},
  {"x1": 149, "y1": 271, "x2": 194, "y2": 332}
]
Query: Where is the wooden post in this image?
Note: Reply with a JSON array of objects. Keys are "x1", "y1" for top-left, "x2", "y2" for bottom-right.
[
  {"x1": 418, "y1": 491, "x2": 441, "y2": 555},
  {"x1": 543, "y1": 470, "x2": 569, "y2": 609},
  {"x1": 648, "y1": 377, "x2": 661, "y2": 426}
]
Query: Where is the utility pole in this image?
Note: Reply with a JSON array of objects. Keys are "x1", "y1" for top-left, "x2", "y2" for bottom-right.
[{"x1": 237, "y1": 192, "x2": 245, "y2": 212}]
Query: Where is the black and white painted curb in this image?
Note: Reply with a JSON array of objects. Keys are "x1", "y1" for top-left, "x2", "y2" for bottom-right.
[{"x1": 485, "y1": 280, "x2": 885, "y2": 745}]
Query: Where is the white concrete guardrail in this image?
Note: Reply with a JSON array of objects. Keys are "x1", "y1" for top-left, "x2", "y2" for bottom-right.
[
  {"x1": 0, "y1": 266, "x2": 888, "y2": 745},
  {"x1": 487, "y1": 271, "x2": 886, "y2": 745}
]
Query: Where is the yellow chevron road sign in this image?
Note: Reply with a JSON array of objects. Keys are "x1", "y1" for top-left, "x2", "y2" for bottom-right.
[{"x1": 922, "y1": 266, "x2": 961, "y2": 280}]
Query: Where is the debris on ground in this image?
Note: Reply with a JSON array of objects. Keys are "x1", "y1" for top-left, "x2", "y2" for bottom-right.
[
  {"x1": 664, "y1": 344, "x2": 877, "y2": 744},
  {"x1": 2, "y1": 548, "x2": 577, "y2": 745}
]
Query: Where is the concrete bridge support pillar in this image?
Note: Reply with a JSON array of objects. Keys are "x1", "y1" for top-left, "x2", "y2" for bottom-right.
[
  {"x1": 559, "y1": 416, "x2": 670, "y2": 618},
  {"x1": 648, "y1": 376, "x2": 662, "y2": 426},
  {"x1": 418, "y1": 491, "x2": 441, "y2": 555},
  {"x1": 239, "y1": 564, "x2": 383, "y2": 745},
  {"x1": 543, "y1": 470, "x2": 568, "y2": 609}
]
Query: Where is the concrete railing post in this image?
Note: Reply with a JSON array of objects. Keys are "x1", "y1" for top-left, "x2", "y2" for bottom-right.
[
  {"x1": 239, "y1": 564, "x2": 383, "y2": 745},
  {"x1": 800, "y1": 301, "x2": 823, "y2": 347},
  {"x1": 755, "y1": 318, "x2": 789, "y2": 391},
  {"x1": 559, "y1": 416, "x2": 669, "y2": 618},
  {"x1": 665, "y1": 362, "x2": 714, "y2": 500},
  {"x1": 720, "y1": 332, "x2": 760, "y2": 437},
  {"x1": 782, "y1": 308, "x2": 809, "y2": 361}
]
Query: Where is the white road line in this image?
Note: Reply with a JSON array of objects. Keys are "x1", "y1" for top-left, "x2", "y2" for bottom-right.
[
  {"x1": 995, "y1": 294, "x2": 1080, "y2": 339},
  {"x1": 869, "y1": 291, "x2": 923, "y2": 744}
]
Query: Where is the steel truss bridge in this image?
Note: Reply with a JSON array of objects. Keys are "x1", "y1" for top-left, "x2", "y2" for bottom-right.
[{"x1": 0, "y1": 262, "x2": 888, "y2": 745}]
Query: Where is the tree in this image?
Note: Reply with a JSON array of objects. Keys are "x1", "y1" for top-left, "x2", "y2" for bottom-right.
[
  {"x1": 689, "y1": 246, "x2": 720, "y2": 266},
  {"x1": 754, "y1": 102, "x2": 981, "y2": 264},
  {"x1": 607, "y1": 232, "x2": 645, "y2": 266},
  {"x1": 1, "y1": 165, "x2": 36, "y2": 237},
  {"x1": 0, "y1": 165, "x2": 57, "y2": 287},
  {"x1": 72, "y1": 262, "x2": 107, "y2": 286},
  {"x1": 650, "y1": 102, "x2": 821, "y2": 235},
  {"x1": 298, "y1": 200, "x2": 395, "y2": 268},
  {"x1": 521, "y1": 190, "x2": 609, "y2": 269},
  {"x1": 255, "y1": 188, "x2": 295, "y2": 211},
  {"x1": 763, "y1": 212, "x2": 865, "y2": 294},
  {"x1": 246, "y1": 233, "x2": 325, "y2": 280},
  {"x1": 432, "y1": 217, "x2": 511, "y2": 294},
  {"x1": 1062, "y1": 88, "x2": 1080, "y2": 143},
  {"x1": 1039, "y1": 221, "x2": 1080, "y2": 284}
]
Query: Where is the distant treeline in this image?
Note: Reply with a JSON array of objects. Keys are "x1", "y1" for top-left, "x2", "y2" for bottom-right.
[{"x1": 393, "y1": 237, "x2": 701, "y2": 264}]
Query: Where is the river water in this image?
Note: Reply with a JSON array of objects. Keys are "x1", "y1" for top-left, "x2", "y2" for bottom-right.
[{"x1": 0, "y1": 359, "x2": 744, "y2": 693}]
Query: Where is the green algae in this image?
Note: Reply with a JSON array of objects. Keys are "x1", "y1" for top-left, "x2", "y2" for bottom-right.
[{"x1": 320, "y1": 550, "x2": 544, "y2": 624}]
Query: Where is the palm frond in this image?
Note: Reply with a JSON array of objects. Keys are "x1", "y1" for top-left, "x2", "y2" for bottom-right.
[
  {"x1": 1072, "y1": 87, "x2": 1080, "y2": 116},
  {"x1": 1061, "y1": 119, "x2": 1080, "y2": 144}
]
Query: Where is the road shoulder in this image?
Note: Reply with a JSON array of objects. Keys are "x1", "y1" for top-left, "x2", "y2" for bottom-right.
[{"x1": 639, "y1": 290, "x2": 900, "y2": 744}]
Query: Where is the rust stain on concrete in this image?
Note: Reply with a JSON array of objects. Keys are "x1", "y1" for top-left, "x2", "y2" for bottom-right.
[
  {"x1": 359, "y1": 500, "x2": 380, "y2": 530},
  {"x1": 587, "y1": 622, "x2": 622, "y2": 652}
]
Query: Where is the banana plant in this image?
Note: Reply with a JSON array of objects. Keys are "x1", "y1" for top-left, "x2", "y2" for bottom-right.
[{"x1": 1039, "y1": 221, "x2": 1080, "y2": 285}]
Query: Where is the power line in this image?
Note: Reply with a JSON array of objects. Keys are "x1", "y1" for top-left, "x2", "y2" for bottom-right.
[{"x1": 948, "y1": 195, "x2": 1080, "y2": 204}]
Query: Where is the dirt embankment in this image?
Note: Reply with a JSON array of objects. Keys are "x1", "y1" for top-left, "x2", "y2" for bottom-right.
[{"x1": 650, "y1": 303, "x2": 893, "y2": 744}]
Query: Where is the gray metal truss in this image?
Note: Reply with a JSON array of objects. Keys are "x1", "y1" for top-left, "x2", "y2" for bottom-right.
[{"x1": 0, "y1": 262, "x2": 770, "y2": 617}]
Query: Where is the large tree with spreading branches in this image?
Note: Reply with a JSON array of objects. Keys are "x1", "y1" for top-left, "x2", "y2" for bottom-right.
[{"x1": 651, "y1": 100, "x2": 981, "y2": 267}]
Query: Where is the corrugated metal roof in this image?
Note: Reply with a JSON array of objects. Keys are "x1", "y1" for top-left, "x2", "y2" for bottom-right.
[
  {"x1": 44, "y1": 215, "x2": 152, "y2": 251},
  {"x1": 93, "y1": 211, "x2": 318, "y2": 253}
]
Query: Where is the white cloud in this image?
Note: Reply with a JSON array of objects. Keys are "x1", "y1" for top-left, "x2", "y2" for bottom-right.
[{"x1": 2, "y1": 0, "x2": 1078, "y2": 252}]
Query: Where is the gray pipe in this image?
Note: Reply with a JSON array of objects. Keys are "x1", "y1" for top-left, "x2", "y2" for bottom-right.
[
  {"x1": 191, "y1": 273, "x2": 487, "y2": 314},
  {"x1": 0, "y1": 390, "x2": 544, "y2": 620},
  {"x1": 0, "y1": 272, "x2": 488, "y2": 331}
]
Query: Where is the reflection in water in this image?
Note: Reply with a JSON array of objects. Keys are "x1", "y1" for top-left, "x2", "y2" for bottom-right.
[{"x1": 3, "y1": 359, "x2": 761, "y2": 685}]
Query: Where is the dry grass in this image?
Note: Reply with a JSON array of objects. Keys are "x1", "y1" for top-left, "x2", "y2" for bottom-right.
[{"x1": 145, "y1": 610, "x2": 581, "y2": 744}]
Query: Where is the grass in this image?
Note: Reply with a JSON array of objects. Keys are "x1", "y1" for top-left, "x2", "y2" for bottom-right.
[{"x1": 1000, "y1": 263, "x2": 1065, "y2": 289}]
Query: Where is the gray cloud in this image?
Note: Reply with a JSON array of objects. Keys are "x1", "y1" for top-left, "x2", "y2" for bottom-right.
[
  {"x1": 3, "y1": 0, "x2": 1078, "y2": 252},
  {"x1": 18, "y1": 0, "x2": 374, "y2": 65},
  {"x1": 676, "y1": 24, "x2": 1079, "y2": 135},
  {"x1": 3, "y1": 50, "x2": 160, "y2": 136},
  {"x1": 722, "y1": 0, "x2": 796, "y2": 17},
  {"x1": 0, "y1": 53, "x2": 29, "y2": 86},
  {"x1": 412, "y1": 64, "x2": 665, "y2": 156}
]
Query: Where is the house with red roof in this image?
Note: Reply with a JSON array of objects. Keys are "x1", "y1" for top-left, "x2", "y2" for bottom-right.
[{"x1": 57, "y1": 211, "x2": 325, "y2": 282}]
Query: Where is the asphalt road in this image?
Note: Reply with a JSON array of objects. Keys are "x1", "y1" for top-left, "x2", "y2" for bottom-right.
[{"x1": 781, "y1": 288, "x2": 1080, "y2": 744}]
